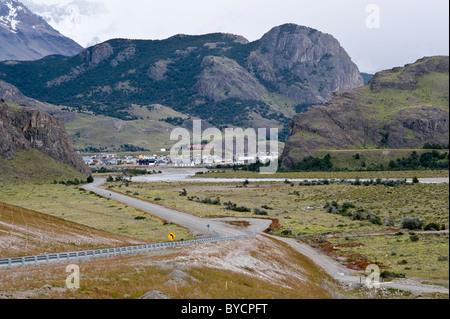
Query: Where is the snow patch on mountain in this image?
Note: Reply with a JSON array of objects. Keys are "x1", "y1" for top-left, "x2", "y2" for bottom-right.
[
  {"x1": 0, "y1": 0, "x2": 24, "y2": 32},
  {"x1": 0, "y1": 0, "x2": 83, "y2": 61},
  {"x1": 20, "y1": 0, "x2": 106, "y2": 47}
]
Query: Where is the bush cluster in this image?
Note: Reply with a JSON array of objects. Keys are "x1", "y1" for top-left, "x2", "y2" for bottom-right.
[
  {"x1": 401, "y1": 216, "x2": 446, "y2": 231},
  {"x1": 254, "y1": 208, "x2": 268, "y2": 216},
  {"x1": 55, "y1": 178, "x2": 85, "y2": 185},
  {"x1": 224, "y1": 201, "x2": 251, "y2": 212},
  {"x1": 324, "y1": 201, "x2": 382, "y2": 225},
  {"x1": 298, "y1": 178, "x2": 407, "y2": 187},
  {"x1": 188, "y1": 196, "x2": 221, "y2": 206}
]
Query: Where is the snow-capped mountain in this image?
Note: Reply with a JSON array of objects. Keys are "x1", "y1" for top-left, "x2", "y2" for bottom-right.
[
  {"x1": 20, "y1": 0, "x2": 106, "y2": 48},
  {"x1": 0, "y1": 0, "x2": 83, "y2": 61}
]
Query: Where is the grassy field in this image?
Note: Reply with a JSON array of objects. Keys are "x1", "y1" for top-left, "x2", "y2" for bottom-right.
[
  {"x1": 0, "y1": 149, "x2": 87, "y2": 184},
  {"x1": 0, "y1": 183, "x2": 193, "y2": 245},
  {"x1": 327, "y1": 233, "x2": 449, "y2": 280},
  {"x1": 65, "y1": 111, "x2": 176, "y2": 152},
  {"x1": 109, "y1": 179, "x2": 449, "y2": 281},
  {"x1": 197, "y1": 169, "x2": 449, "y2": 179},
  {"x1": 28, "y1": 101, "x2": 186, "y2": 153}
]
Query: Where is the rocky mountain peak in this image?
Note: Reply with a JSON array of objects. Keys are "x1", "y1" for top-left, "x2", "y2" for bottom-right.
[
  {"x1": 0, "y1": 0, "x2": 83, "y2": 61},
  {"x1": 249, "y1": 23, "x2": 364, "y2": 105},
  {"x1": 259, "y1": 24, "x2": 339, "y2": 66}
]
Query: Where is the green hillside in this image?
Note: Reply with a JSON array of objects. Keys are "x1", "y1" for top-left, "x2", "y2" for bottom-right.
[
  {"x1": 282, "y1": 56, "x2": 449, "y2": 168},
  {"x1": 0, "y1": 149, "x2": 86, "y2": 184}
]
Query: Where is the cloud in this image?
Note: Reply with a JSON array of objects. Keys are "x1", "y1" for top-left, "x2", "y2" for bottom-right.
[{"x1": 21, "y1": 0, "x2": 107, "y2": 45}]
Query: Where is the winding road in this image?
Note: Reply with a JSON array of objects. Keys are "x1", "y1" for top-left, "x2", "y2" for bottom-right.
[
  {"x1": 82, "y1": 177, "x2": 272, "y2": 238},
  {"x1": 83, "y1": 169, "x2": 449, "y2": 295}
]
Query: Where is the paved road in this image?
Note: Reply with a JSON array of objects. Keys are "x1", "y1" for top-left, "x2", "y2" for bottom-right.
[{"x1": 82, "y1": 178, "x2": 271, "y2": 238}]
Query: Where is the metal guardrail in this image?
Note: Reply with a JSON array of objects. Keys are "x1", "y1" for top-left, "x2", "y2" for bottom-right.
[{"x1": 0, "y1": 234, "x2": 254, "y2": 270}]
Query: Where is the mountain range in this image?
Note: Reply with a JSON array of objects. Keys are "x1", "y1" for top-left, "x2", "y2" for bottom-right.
[
  {"x1": 0, "y1": 0, "x2": 83, "y2": 61},
  {"x1": 0, "y1": 1, "x2": 447, "y2": 172},
  {"x1": 0, "y1": 22, "x2": 363, "y2": 141}
]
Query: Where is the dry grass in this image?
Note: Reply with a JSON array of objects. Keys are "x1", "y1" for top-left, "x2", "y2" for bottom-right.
[
  {"x1": 0, "y1": 236, "x2": 336, "y2": 299},
  {"x1": 328, "y1": 233, "x2": 449, "y2": 280},
  {"x1": 0, "y1": 183, "x2": 193, "y2": 244},
  {"x1": 112, "y1": 181, "x2": 449, "y2": 237},
  {"x1": 0, "y1": 201, "x2": 148, "y2": 258},
  {"x1": 0, "y1": 149, "x2": 87, "y2": 184}
]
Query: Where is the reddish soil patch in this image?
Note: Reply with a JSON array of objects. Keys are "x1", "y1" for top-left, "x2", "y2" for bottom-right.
[
  {"x1": 226, "y1": 221, "x2": 251, "y2": 228},
  {"x1": 307, "y1": 238, "x2": 389, "y2": 271}
]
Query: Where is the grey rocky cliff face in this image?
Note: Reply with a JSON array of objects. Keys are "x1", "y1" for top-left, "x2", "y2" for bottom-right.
[
  {"x1": 196, "y1": 56, "x2": 268, "y2": 102},
  {"x1": 47, "y1": 41, "x2": 138, "y2": 87},
  {"x1": 0, "y1": 79, "x2": 26, "y2": 103},
  {"x1": 194, "y1": 24, "x2": 364, "y2": 112},
  {"x1": 148, "y1": 59, "x2": 172, "y2": 81},
  {"x1": 386, "y1": 107, "x2": 449, "y2": 148},
  {"x1": 248, "y1": 24, "x2": 364, "y2": 105},
  {"x1": 0, "y1": 100, "x2": 91, "y2": 175}
]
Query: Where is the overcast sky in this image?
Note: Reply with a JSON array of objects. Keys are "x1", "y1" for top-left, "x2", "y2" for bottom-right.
[{"x1": 21, "y1": 0, "x2": 449, "y2": 73}]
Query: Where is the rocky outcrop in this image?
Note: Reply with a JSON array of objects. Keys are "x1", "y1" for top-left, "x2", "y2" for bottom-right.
[
  {"x1": 138, "y1": 290, "x2": 172, "y2": 299},
  {"x1": 196, "y1": 56, "x2": 267, "y2": 102},
  {"x1": 47, "y1": 42, "x2": 115, "y2": 87},
  {"x1": 0, "y1": 0, "x2": 82, "y2": 61},
  {"x1": 110, "y1": 45, "x2": 135, "y2": 67},
  {"x1": 0, "y1": 100, "x2": 91, "y2": 175},
  {"x1": 370, "y1": 56, "x2": 449, "y2": 93},
  {"x1": 82, "y1": 42, "x2": 114, "y2": 66},
  {"x1": 282, "y1": 56, "x2": 449, "y2": 168},
  {"x1": 0, "y1": 79, "x2": 26, "y2": 103},
  {"x1": 248, "y1": 24, "x2": 364, "y2": 105},
  {"x1": 148, "y1": 59, "x2": 172, "y2": 81}
]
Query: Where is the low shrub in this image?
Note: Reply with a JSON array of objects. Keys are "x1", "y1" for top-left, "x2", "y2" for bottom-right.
[
  {"x1": 423, "y1": 222, "x2": 441, "y2": 231},
  {"x1": 224, "y1": 201, "x2": 251, "y2": 212},
  {"x1": 188, "y1": 196, "x2": 221, "y2": 205},
  {"x1": 402, "y1": 216, "x2": 423, "y2": 230},
  {"x1": 254, "y1": 208, "x2": 268, "y2": 216},
  {"x1": 380, "y1": 271, "x2": 406, "y2": 279},
  {"x1": 410, "y1": 234, "x2": 420, "y2": 242}
]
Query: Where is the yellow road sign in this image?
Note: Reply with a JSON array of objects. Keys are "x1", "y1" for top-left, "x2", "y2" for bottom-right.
[{"x1": 168, "y1": 233, "x2": 176, "y2": 241}]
